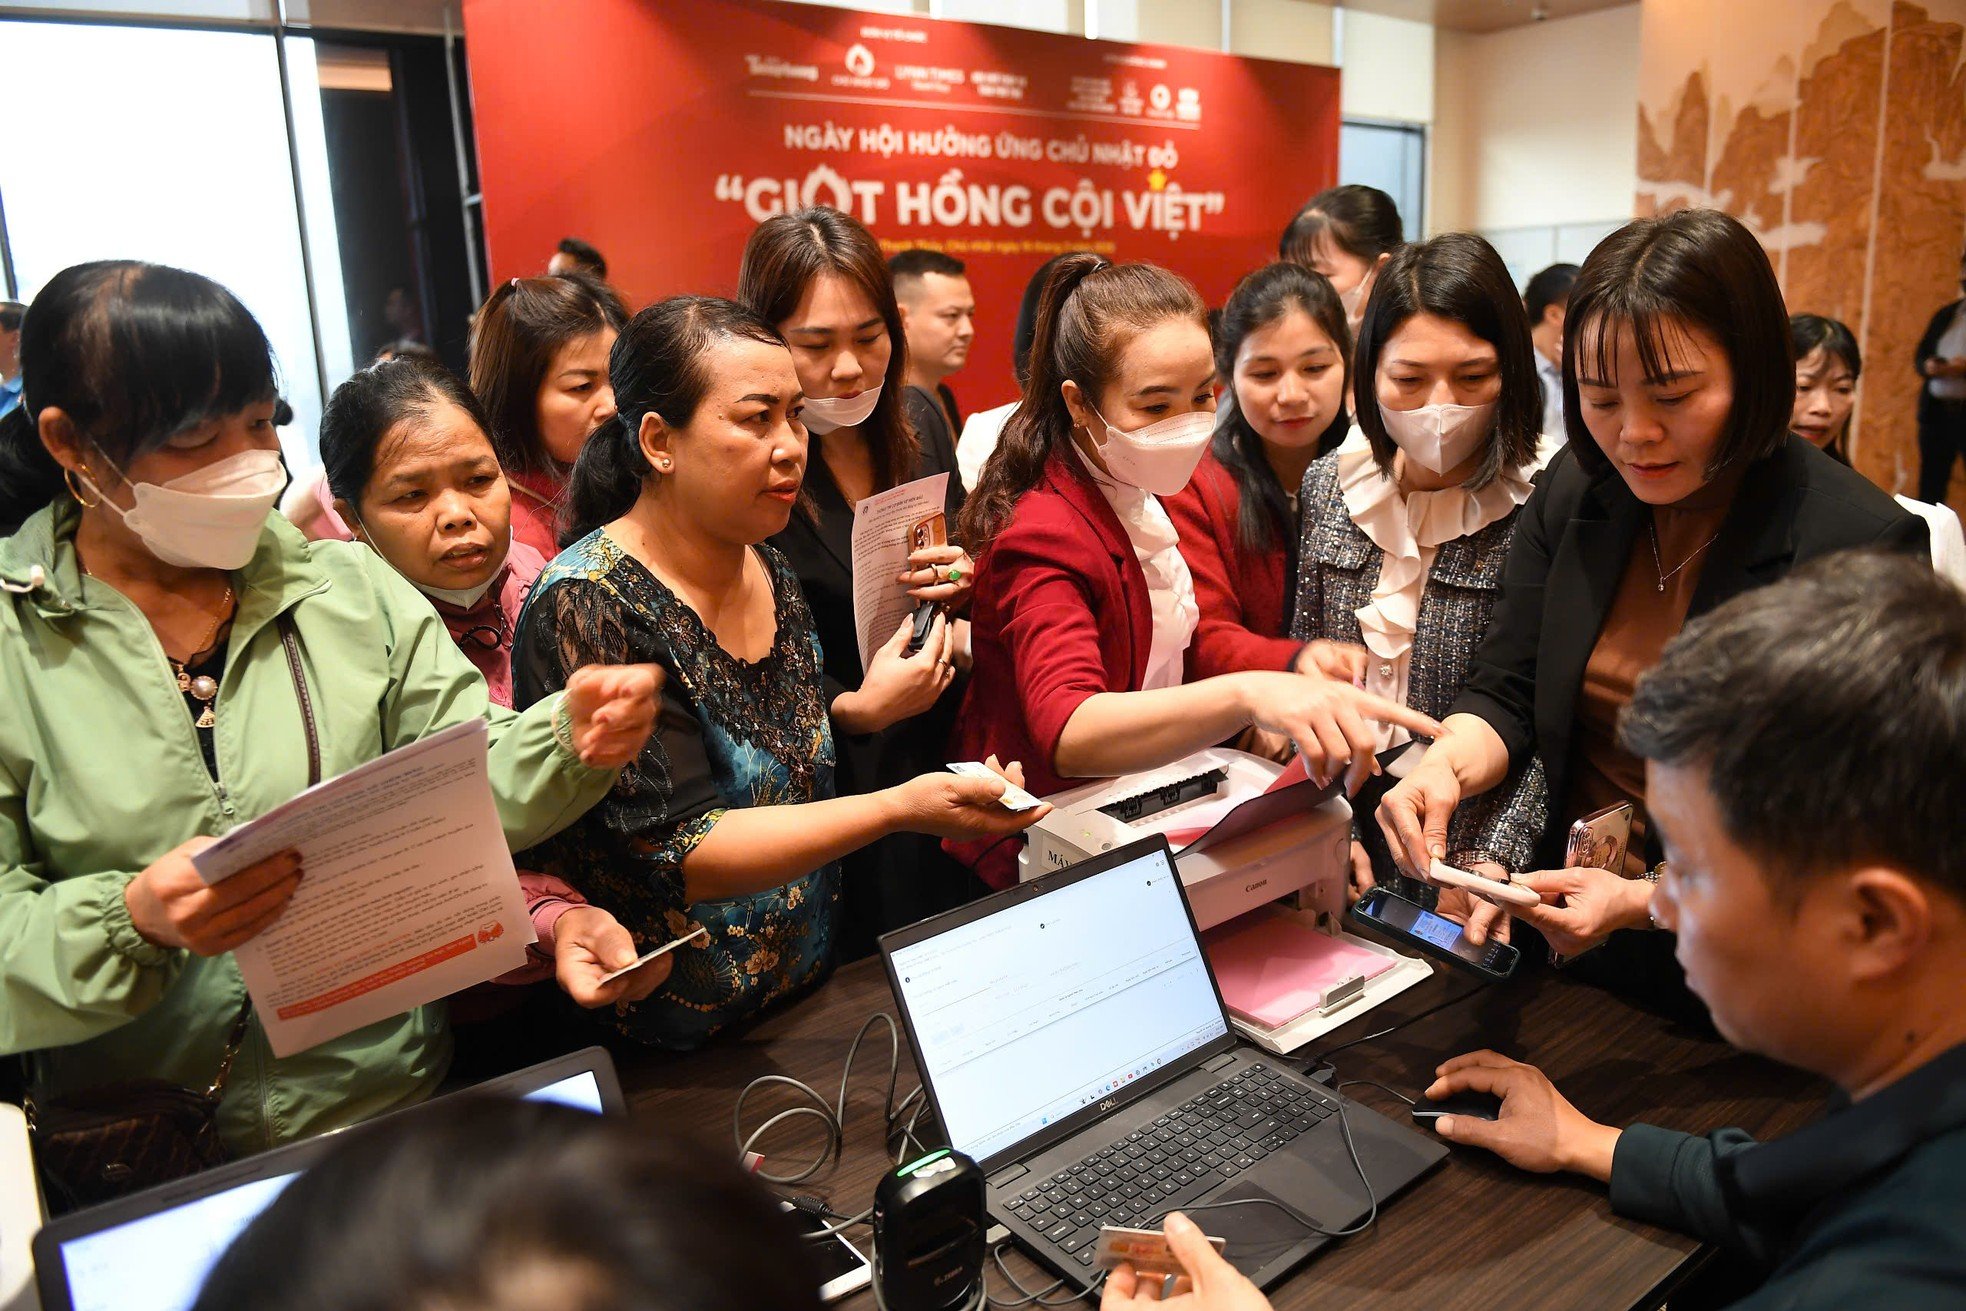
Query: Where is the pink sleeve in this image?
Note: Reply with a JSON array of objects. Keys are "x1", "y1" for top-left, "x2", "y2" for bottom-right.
[{"x1": 489, "y1": 872, "x2": 590, "y2": 986}]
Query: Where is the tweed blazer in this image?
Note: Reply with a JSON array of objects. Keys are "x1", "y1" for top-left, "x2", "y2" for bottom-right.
[{"x1": 1293, "y1": 451, "x2": 1547, "y2": 871}]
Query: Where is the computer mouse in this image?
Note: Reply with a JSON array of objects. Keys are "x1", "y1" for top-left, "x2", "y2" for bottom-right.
[{"x1": 1410, "y1": 1092, "x2": 1503, "y2": 1123}]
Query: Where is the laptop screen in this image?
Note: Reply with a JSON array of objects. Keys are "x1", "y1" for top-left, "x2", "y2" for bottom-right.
[
  {"x1": 50, "y1": 1069, "x2": 608, "y2": 1311},
  {"x1": 889, "y1": 844, "x2": 1229, "y2": 1164}
]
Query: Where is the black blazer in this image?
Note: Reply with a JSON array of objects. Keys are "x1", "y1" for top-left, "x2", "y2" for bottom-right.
[
  {"x1": 1453, "y1": 434, "x2": 1928, "y2": 865},
  {"x1": 1916, "y1": 298, "x2": 1964, "y2": 431}
]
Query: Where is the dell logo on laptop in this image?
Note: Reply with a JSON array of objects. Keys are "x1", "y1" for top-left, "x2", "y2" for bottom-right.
[{"x1": 1099, "y1": 1097, "x2": 1117, "y2": 1111}]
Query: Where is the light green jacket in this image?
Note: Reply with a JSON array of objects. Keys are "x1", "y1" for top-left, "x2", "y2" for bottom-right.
[{"x1": 0, "y1": 500, "x2": 616, "y2": 1154}]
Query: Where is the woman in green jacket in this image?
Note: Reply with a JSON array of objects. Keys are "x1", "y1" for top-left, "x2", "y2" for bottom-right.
[{"x1": 0, "y1": 261, "x2": 659, "y2": 1156}]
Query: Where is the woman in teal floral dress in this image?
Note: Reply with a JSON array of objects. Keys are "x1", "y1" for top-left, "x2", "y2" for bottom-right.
[{"x1": 514, "y1": 296, "x2": 1043, "y2": 1048}]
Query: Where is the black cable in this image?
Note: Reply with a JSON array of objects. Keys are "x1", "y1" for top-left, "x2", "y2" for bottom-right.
[
  {"x1": 987, "y1": 1239, "x2": 1102, "y2": 1307},
  {"x1": 1140, "y1": 1094, "x2": 1380, "y2": 1239},
  {"x1": 1298, "y1": 979, "x2": 1485, "y2": 1070},
  {"x1": 1337, "y1": 1078, "x2": 1416, "y2": 1106}
]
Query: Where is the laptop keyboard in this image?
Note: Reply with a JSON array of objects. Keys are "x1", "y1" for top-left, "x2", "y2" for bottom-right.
[{"x1": 1000, "y1": 1063, "x2": 1334, "y2": 1267}]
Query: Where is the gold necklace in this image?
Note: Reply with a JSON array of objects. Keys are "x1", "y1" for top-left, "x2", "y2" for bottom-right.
[{"x1": 170, "y1": 586, "x2": 235, "y2": 728}]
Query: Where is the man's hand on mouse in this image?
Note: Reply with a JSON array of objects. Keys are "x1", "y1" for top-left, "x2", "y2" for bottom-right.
[{"x1": 1424, "y1": 1050, "x2": 1623, "y2": 1182}]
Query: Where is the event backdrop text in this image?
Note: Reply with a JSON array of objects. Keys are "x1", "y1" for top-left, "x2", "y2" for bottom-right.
[{"x1": 462, "y1": 0, "x2": 1341, "y2": 408}]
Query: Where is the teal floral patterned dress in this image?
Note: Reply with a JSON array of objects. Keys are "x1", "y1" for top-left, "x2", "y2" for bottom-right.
[{"x1": 513, "y1": 529, "x2": 839, "y2": 1048}]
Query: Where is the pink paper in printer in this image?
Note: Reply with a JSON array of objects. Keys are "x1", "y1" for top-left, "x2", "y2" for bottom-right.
[{"x1": 1202, "y1": 908, "x2": 1396, "y2": 1027}]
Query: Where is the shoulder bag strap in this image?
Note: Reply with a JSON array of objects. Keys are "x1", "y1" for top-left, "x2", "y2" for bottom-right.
[{"x1": 205, "y1": 615, "x2": 323, "y2": 1100}]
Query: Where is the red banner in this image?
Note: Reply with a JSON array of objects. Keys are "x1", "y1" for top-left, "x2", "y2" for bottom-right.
[{"x1": 462, "y1": 0, "x2": 1340, "y2": 408}]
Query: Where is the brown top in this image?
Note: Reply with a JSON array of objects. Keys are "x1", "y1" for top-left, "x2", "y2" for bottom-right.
[{"x1": 1564, "y1": 478, "x2": 1739, "y2": 875}]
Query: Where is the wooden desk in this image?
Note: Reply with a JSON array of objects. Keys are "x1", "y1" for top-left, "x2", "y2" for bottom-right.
[{"x1": 613, "y1": 957, "x2": 1824, "y2": 1311}]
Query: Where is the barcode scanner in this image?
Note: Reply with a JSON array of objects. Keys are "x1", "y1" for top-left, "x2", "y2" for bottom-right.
[{"x1": 872, "y1": 1149, "x2": 986, "y2": 1311}]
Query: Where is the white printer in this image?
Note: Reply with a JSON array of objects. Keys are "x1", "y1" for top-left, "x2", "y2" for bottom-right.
[{"x1": 1016, "y1": 747, "x2": 1431, "y2": 1051}]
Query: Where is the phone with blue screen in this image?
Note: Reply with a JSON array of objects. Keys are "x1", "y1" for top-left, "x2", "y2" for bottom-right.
[{"x1": 1349, "y1": 887, "x2": 1519, "y2": 980}]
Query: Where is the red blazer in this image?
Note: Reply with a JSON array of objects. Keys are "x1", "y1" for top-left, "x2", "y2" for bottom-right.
[
  {"x1": 1162, "y1": 452, "x2": 1302, "y2": 681},
  {"x1": 948, "y1": 455, "x2": 1152, "y2": 887}
]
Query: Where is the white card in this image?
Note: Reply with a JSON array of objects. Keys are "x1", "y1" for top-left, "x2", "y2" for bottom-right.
[
  {"x1": 597, "y1": 924, "x2": 709, "y2": 985},
  {"x1": 945, "y1": 761, "x2": 1042, "y2": 811}
]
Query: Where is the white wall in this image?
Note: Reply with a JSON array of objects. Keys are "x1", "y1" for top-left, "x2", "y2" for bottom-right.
[
  {"x1": 1431, "y1": 4, "x2": 1639, "y2": 235},
  {"x1": 1336, "y1": 9, "x2": 1433, "y2": 124}
]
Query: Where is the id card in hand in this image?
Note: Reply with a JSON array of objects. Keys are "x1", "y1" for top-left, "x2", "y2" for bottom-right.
[
  {"x1": 597, "y1": 924, "x2": 708, "y2": 985},
  {"x1": 1093, "y1": 1224, "x2": 1226, "y2": 1274},
  {"x1": 945, "y1": 761, "x2": 1042, "y2": 811}
]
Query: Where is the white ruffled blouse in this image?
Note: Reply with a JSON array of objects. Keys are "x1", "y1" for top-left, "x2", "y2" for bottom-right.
[
  {"x1": 1088, "y1": 465, "x2": 1200, "y2": 692},
  {"x1": 1336, "y1": 427, "x2": 1540, "y2": 749}
]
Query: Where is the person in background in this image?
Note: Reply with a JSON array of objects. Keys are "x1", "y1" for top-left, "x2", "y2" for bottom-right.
[
  {"x1": 1424, "y1": 554, "x2": 1966, "y2": 1311},
  {"x1": 0, "y1": 301, "x2": 23, "y2": 419},
  {"x1": 281, "y1": 339, "x2": 447, "y2": 545},
  {"x1": 191, "y1": 1098, "x2": 825, "y2": 1311},
  {"x1": 1524, "y1": 262, "x2": 1579, "y2": 441},
  {"x1": 1297, "y1": 234, "x2": 1551, "y2": 905},
  {"x1": 0, "y1": 261, "x2": 657, "y2": 1157},
  {"x1": 318, "y1": 355, "x2": 670, "y2": 1019},
  {"x1": 1279, "y1": 184, "x2": 1404, "y2": 335},
  {"x1": 951, "y1": 255, "x2": 1438, "y2": 890},
  {"x1": 470, "y1": 272, "x2": 628, "y2": 558},
  {"x1": 1914, "y1": 247, "x2": 1966, "y2": 505},
  {"x1": 891, "y1": 248, "x2": 975, "y2": 450},
  {"x1": 743, "y1": 209, "x2": 979, "y2": 956},
  {"x1": 515, "y1": 295, "x2": 1042, "y2": 1048},
  {"x1": 1789, "y1": 313, "x2": 1966, "y2": 584},
  {"x1": 548, "y1": 236, "x2": 608, "y2": 282},
  {"x1": 1376, "y1": 210, "x2": 1924, "y2": 1015},
  {"x1": 1164, "y1": 262, "x2": 1358, "y2": 693},
  {"x1": 957, "y1": 251, "x2": 1082, "y2": 491},
  {"x1": 373, "y1": 338, "x2": 438, "y2": 365}
]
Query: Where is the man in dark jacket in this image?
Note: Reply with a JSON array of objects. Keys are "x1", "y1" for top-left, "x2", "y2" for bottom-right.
[
  {"x1": 1914, "y1": 249, "x2": 1966, "y2": 504},
  {"x1": 1424, "y1": 551, "x2": 1966, "y2": 1311}
]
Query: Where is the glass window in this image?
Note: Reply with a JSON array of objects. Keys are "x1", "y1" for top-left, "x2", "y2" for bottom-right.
[
  {"x1": 0, "y1": 20, "x2": 332, "y2": 471},
  {"x1": 1339, "y1": 118, "x2": 1426, "y2": 239}
]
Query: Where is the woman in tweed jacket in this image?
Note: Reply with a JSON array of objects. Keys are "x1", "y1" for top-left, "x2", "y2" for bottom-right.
[{"x1": 1294, "y1": 234, "x2": 1550, "y2": 912}]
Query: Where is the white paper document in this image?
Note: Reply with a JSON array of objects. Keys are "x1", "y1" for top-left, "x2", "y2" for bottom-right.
[
  {"x1": 191, "y1": 718, "x2": 533, "y2": 1057},
  {"x1": 851, "y1": 471, "x2": 949, "y2": 670}
]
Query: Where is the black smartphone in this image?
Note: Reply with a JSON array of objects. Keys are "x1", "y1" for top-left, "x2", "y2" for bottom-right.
[
  {"x1": 903, "y1": 599, "x2": 938, "y2": 657},
  {"x1": 1348, "y1": 887, "x2": 1519, "y2": 980}
]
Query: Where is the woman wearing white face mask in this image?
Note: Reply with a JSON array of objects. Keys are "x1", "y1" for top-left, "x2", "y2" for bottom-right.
[
  {"x1": 951, "y1": 255, "x2": 1440, "y2": 890},
  {"x1": 0, "y1": 262, "x2": 660, "y2": 1181},
  {"x1": 740, "y1": 209, "x2": 982, "y2": 957},
  {"x1": 1293, "y1": 235, "x2": 1552, "y2": 911},
  {"x1": 1280, "y1": 185, "x2": 1404, "y2": 335}
]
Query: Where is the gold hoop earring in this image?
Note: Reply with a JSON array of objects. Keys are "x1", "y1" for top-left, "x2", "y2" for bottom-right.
[{"x1": 64, "y1": 466, "x2": 103, "y2": 509}]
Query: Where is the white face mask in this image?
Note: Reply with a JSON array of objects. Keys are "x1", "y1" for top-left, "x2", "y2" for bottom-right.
[
  {"x1": 1339, "y1": 280, "x2": 1368, "y2": 324},
  {"x1": 1379, "y1": 400, "x2": 1496, "y2": 475},
  {"x1": 799, "y1": 383, "x2": 882, "y2": 435},
  {"x1": 415, "y1": 575, "x2": 499, "y2": 609},
  {"x1": 1086, "y1": 404, "x2": 1214, "y2": 498},
  {"x1": 80, "y1": 446, "x2": 285, "y2": 570}
]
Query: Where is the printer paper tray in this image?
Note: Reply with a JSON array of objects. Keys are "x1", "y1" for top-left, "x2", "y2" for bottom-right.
[{"x1": 1220, "y1": 909, "x2": 1433, "y2": 1054}]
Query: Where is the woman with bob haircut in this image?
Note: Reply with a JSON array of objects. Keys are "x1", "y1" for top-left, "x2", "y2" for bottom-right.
[
  {"x1": 1294, "y1": 234, "x2": 1550, "y2": 903},
  {"x1": 740, "y1": 208, "x2": 976, "y2": 955},
  {"x1": 1377, "y1": 210, "x2": 1925, "y2": 1010},
  {"x1": 1787, "y1": 313, "x2": 1966, "y2": 584}
]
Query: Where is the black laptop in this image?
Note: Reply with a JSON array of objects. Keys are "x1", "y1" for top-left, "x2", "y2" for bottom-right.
[
  {"x1": 881, "y1": 836, "x2": 1446, "y2": 1291},
  {"x1": 32, "y1": 1048, "x2": 624, "y2": 1311}
]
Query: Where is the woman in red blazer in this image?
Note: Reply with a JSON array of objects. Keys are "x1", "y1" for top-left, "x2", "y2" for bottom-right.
[
  {"x1": 1165, "y1": 263, "x2": 1360, "y2": 685},
  {"x1": 949, "y1": 255, "x2": 1437, "y2": 887}
]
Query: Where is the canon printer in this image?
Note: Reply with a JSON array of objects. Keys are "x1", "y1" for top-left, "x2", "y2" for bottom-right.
[{"x1": 1016, "y1": 747, "x2": 1430, "y2": 1051}]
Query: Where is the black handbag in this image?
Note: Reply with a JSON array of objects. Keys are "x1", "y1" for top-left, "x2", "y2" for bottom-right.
[{"x1": 24, "y1": 616, "x2": 321, "y2": 1213}]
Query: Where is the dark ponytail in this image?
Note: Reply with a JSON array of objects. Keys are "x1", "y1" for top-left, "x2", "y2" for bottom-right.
[
  {"x1": 0, "y1": 261, "x2": 276, "y2": 536},
  {"x1": 561, "y1": 296, "x2": 785, "y2": 546},
  {"x1": 959, "y1": 256, "x2": 1208, "y2": 554}
]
